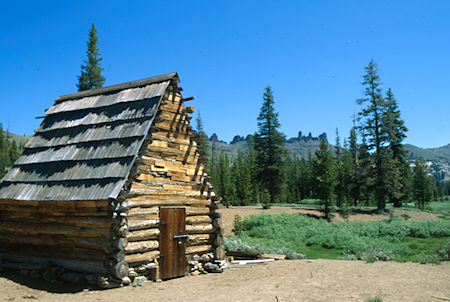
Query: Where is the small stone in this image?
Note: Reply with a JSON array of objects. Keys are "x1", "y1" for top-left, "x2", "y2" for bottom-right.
[
  {"x1": 192, "y1": 254, "x2": 200, "y2": 261},
  {"x1": 200, "y1": 253, "x2": 214, "y2": 263},
  {"x1": 135, "y1": 266, "x2": 147, "y2": 273},
  {"x1": 132, "y1": 276, "x2": 147, "y2": 287},
  {"x1": 122, "y1": 276, "x2": 131, "y2": 286},
  {"x1": 190, "y1": 270, "x2": 200, "y2": 276},
  {"x1": 215, "y1": 260, "x2": 227, "y2": 269},
  {"x1": 203, "y1": 262, "x2": 223, "y2": 273},
  {"x1": 144, "y1": 263, "x2": 156, "y2": 270},
  {"x1": 128, "y1": 269, "x2": 138, "y2": 278}
]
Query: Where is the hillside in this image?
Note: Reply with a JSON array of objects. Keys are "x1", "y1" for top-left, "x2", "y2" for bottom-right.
[
  {"x1": 405, "y1": 143, "x2": 450, "y2": 179},
  {"x1": 6, "y1": 132, "x2": 31, "y2": 146}
]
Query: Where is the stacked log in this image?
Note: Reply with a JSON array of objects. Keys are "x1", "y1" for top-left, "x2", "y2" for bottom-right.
[
  {"x1": 0, "y1": 199, "x2": 111, "y2": 275},
  {"x1": 121, "y1": 84, "x2": 222, "y2": 277}
]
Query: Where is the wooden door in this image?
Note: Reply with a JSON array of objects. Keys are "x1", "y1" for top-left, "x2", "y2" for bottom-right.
[{"x1": 159, "y1": 207, "x2": 187, "y2": 280}]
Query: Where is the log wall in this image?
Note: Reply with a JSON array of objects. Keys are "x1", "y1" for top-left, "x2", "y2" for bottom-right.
[
  {"x1": 0, "y1": 199, "x2": 113, "y2": 274},
  {"x1": 122, "y1": 85, "x2": 221, "y2": 271}
]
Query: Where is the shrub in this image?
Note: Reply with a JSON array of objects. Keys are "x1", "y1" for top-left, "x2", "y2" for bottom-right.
[
  {"x1": 358, "y1": 246, "x2": 394, "y2": 262},
  {"x1": 232, "y1": 215, "x2": 244, "y2": 235},
  {"x1": 401, "y1": 213, "x2": 411, "y2": 221},
  {"x1": 366, "y1": 295, "x2": 383, "y2": 302},
  {"x1": 436, "y1": 239, "x2": 450, "y2": 260},
  {"x1": 416, "y1": 252, "x2": 440, "y2": 264},
  {"x1": 262, "y1": 189, "x2": 272, "y2": 209}
]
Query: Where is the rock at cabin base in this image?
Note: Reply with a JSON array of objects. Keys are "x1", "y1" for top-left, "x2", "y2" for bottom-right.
[
  {"x1": 203, "y1": 262, "x2": 223, "y2": 273},
  {"x1": 132, "y1": 276, "x2": 147, "y2": 287},
  {"x1": 122, "y1": 276, "x2": 131, "y2": 286},
  {"x1": 200, "y1": 253, "x2": 214, "y2": 263}
]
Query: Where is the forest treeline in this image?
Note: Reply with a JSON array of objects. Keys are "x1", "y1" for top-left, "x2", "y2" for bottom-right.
[
  {"x1": 197, "y1": 60, "x2": 450, "y2": 215},
  {"x1": 0, "y1": 124, "x2": 23, "y2": 179}
]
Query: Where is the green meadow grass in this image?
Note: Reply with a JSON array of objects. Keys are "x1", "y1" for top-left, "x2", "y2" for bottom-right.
[{"x1": 224, "y1": 213, "x2": 450, "y2": 263}]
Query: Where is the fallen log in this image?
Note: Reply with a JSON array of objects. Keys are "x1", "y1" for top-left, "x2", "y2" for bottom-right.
[{"x1": 226, "y1": 250, "x2": 262, "y2": 260}]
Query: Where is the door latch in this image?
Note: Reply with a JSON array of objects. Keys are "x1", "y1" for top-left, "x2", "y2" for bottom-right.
[{"x1": 173, "y1": 234, "x2": 189, "y2": 246}]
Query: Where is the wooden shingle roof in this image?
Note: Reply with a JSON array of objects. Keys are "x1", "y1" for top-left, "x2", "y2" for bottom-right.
[{"x1": 0, "y1": 72, "x2": 179, "y2": 201}]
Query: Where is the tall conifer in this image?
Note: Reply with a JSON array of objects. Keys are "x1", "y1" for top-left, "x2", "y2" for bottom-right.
[
  {"x1": 253, "y1": 86, "x2": 287, "y2": 203},
  {"x1": 311, "y1": 139, "x2": 336, "y2": 221},
  {"x1": 77, "y1": 23, "x2": 105, "y2": 91},
  {"x1": 357, "y1": 60, "x2": 389, "y2": 210},
  {"x1": 413, "y1": 158, "x2": 433, "y2": 210}
]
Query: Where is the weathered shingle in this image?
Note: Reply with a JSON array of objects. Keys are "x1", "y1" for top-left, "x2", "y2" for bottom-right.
[{"x1": 0, "y1": 73, "x2": 178, "y2": 201}]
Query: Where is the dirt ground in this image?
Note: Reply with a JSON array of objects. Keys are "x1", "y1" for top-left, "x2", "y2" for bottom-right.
[
  {"x1": 0, "y1": 206, "x2": 448, "y2": 302},
  {"x1": 1, "y1": 260, "x2": 449, "y2": 302}
]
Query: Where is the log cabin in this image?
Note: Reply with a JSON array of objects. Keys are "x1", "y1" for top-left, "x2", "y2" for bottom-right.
[{"x1": 0, "y1": 72, "x2": 224, "y2": 286}]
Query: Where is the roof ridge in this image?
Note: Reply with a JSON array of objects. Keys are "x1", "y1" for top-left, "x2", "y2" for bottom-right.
[{"x1": 55, "y1": 72, "x2": 178, "y2": 103}]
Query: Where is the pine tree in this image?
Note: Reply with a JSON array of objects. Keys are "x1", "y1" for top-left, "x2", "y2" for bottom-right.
[
  {"x1": 357, "y1": 137, "x2": 375, "y2": 206},
  {"x1": 231, "y1": 152, "x2": 253, "y2": 205},
  {"x1": 246, "y1": 135, "x2": 261, "y2": 202},
  {"x1": 298, "y1": 157, "x2": 312, "y2": 200},
  {"x1": 77, "y1": 23, "x2": 105, "y2": 91},
  {"x1": 0, "y1": 124, "x2": 9, "y2": 179},
  {"x1": 311, "y1": 139, "x2": 336, "y2": 221},
  {"x1": 348, "y1": 127, "x2": 360, "y2": 206},
  {"x1": 195, "y1": 111, "x2": 210, "y2": 162},
  {"x1": 253, "y1": 86, "x2": 287, "y2": 203},
  {"x1": 334, "y1": 129, "x2": 352, "y2": 207},
  {"x1": 357, "y1": 60, "x2": 389, "y2": 210},
  {"x1": 383, "y1": 88, "x2": 409, "y2": 207},
  {"x1": 215, "y1": 152, "x2": 234, "y2": 207},
  {"x1": 413, "y1": 158, "x2": 433, "y2": 210}
]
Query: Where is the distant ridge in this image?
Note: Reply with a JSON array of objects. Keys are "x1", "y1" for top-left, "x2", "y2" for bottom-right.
[{"x1": 209, "y1": 132, "x2": 450, "y2": 179}]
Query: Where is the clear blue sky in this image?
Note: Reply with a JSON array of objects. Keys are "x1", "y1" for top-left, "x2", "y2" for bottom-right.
[{"x1": 1, "y1": 1, "x2": 449, "y2": 148}]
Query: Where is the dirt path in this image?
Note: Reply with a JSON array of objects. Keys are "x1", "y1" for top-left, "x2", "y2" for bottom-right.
[
  {"x1": 1, "y1": 260, "x2": 449, "y2": 302},
  {"x1": 218, "y1": 206, "x2": 441, "y2": 236}
]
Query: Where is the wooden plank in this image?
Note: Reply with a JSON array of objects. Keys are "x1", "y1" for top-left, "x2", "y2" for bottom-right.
[
  {"x1": 226, "y1": 250, "x2": 262, "y2": 259},
  {"x1": 124, "y1": 251, "x2": 159, "y2": 264},
  {"x1": 125, "y1": 240, "x2": 159, "y2": 254},
  {"x1": 0, "y1": 221, "x2": 109, "y2": 238},
  {"x1": 187, "y1": 234, "x2": 212, "y2": 245},
  {"x1": 127, "y1": 219, "x2": 159, "y2": 231},
  {"x1": 159, "y1": 207, "x2": 187, "y2": 279},
  {"x1": 185, "y1": 245, "x2": 212, "y2": 255},
  {"x1": 186, "y1": 215, "x2": 211, "y2": 224},
  {"x1": 261, "y1": 253, "x2": 286, "y2": 260},
  {"x1": 0, "y1": 215, "x2": 111, "y2": 228},
  {"x1": 186, "y1": 223, "x2": 214, "y2": 234},
  {"x1": 127, "y1": 228, "x2": 160, "y2": 241},
  {"x1": 231, "y1": 259, "x2": 275, "y2": 265},
  {"x1": 0, "y1": 253, "x2": 107, "y2": 273},
  {"x1": 0, "y1": 233, "x2": 109, "y2": 251}
]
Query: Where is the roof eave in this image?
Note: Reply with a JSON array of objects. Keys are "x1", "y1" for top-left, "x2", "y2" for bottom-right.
[{"x1": 55, "y1": 72, "x2": 179, "y2": 103}]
